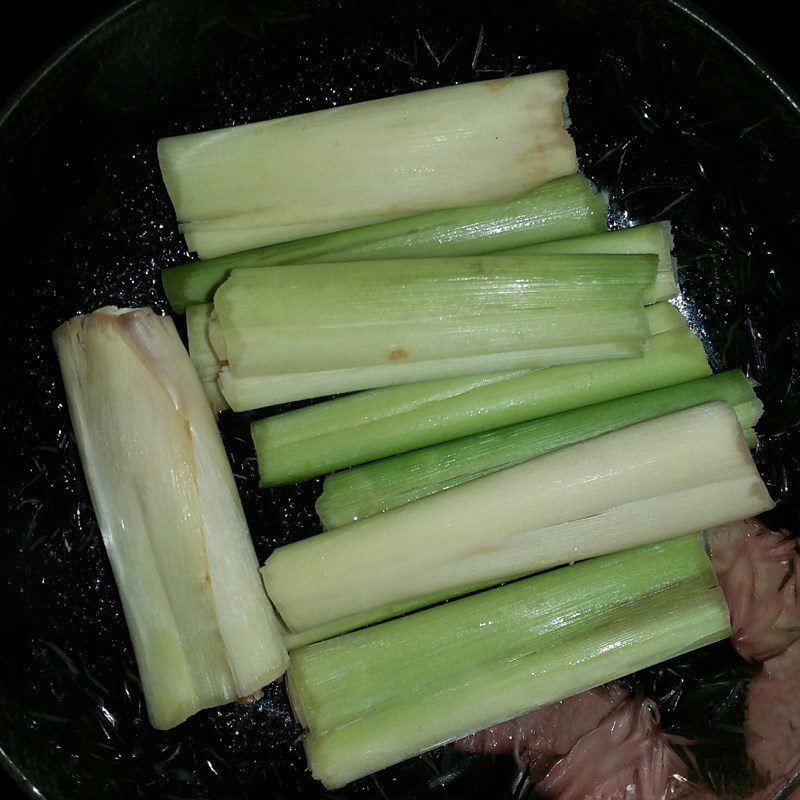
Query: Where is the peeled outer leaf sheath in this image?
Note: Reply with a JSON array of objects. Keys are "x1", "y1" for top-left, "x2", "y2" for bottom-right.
[
  {"x1": 53, "y1": 307, "x2": 288, "y2": 729},
  {"x1": 302, "y1": 584, "x2": 731, "y2": 789},
  {"x1": 261, "y1": 402, "x2": 774, "y2": 634},
  {"x1": 214, "y1": 254, "x2": 655, "y2": 377},
  {"x1": 158, "y1": 72, "x2": 577, "y2": 231},
  {"x1": 288, "y1": 535, "x2": 714, "y2": 732},
  {"x1": 315, "y1": 370, "x2": 761, "y2": 528},
  {"x1": 160, "y1": 173, "x2": 607, "y2": 312},
  {"x1": 253, "y1": 321, "x2": 709, "y2": 486}
]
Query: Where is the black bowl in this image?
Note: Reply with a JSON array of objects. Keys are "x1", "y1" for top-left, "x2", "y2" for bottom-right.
[{"x1": 2, "y1": 1, "x2": 800, "y2": 798}]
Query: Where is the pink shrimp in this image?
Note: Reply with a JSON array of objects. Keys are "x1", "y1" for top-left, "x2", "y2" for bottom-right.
[{"x1": 534, "y1": 694, "x2": 691, "y2": 800}]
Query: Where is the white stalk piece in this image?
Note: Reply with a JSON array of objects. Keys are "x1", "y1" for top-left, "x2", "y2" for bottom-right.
[
  {"x1": 158, "y1": 71, "x2": 577, "y2": 253},
  {"x1": 261, "y1": 402, "x2": 773, "y2": 635},
  {"x1": 53, "y1": 307, "x2": 288, "y2": 729}
]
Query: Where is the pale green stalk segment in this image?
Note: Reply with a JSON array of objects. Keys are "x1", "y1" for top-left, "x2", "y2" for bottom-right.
[
  {"x1": 222, "y1": 300, "x2": 684, "y2": 412},
  {"x1": 262, "y1": 403, "x2": 774, "y2": 634},
  {"x1": 508, "y1": 221, "x2": 676, "y2": 304},
  {"x1": 253, "y1": 324, "x2": 710, "y2": 487},
  {"x1": 315, "y1": 370, "x2": 762, "y2": 528},
  {"x1": 53, "y1": 308, "x2": 288, "y2": 730},
  {"x1": 186, "y1": 303, "x2": 229, "y2": 414},
  {"x1": 215, "y1": 255, "x2": 655, "y2": 377},
  {"x1": 292, "y1": 456, "x2": 755, "y2": 647},
  {"x1": 231, "y1": 303, "x2": 685, "y2": 418},
  {"x1": 159, "y1": 72, "x2": 577, "y2": 224},
  {"x1": 266, "y1": 369, "x2": 530, "y2": 444},
  {"x1": 223, "y1": 338, "x2": 644, "y2": 411},
  {"x1": 303, "y1": 585, "x2": 731, "y2": 789},
  {"x1": 280, "y1": 578, "x2": 493, "y2": 651},
  {"x1": 228, "y1": 306, "x2": 647, "y2": 377},
  {"x1": 223, "y1": 342, "x2": 642, "y2": 411},
  {"x1": 288, "y1": 535, "x2": 713, "y2": 731},
  {"x1": 161, "y1": 173, "x2": 608, "y2": 312},
  {"x1": 218, "y1": 256, "x2": 656, "y2": 330}
]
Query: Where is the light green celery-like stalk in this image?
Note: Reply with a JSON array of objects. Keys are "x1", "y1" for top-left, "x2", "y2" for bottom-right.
[
  {"x1": 252, "y1": 306, "x2": 707, "y2": 486},
  {"x1": 508, "y1": 221, "x2": 676, "y2": 304},
  {"x1": 303, "y1": 584, "x2": 730, "y2": 789},
  {"x1": 159, "y1": 73, "x2": 577, "y2": 248},
  {"x1": 288, "y1": 535, "x2": 713, "y2": 732},
  {"x1": 186, "y1": 303, "x2": 229, "y2": 414},
  {"x1": 281, "y1": 576, "x2": 498, "y2": 652},
  {"x1": 261, "y1": 402, "x2": 773, "y2": 635},
  {"x1": 316, "y1": 370, "x2": 762, "y2": 528},
  {"x1": 220, "y1": 338, "x2": 639, "y2": 412},
  {"x1": 161, "y1": 173, "x2": 607, "y2": 312},
  {"x1": 215, "y1": 255, "x2": 654, "y2": 377},
  {"x1": 53, "y1": 307, "x2": 288, "y2": 730},
  {"x1": 289, "y1": 420, "x2": 752, "y2": 647},
  {"x1": 224, "y1": 301, "x2": 686, "y2": 413}
]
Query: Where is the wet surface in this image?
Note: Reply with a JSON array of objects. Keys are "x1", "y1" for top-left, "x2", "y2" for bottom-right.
[{"x1": 2, "y1": 0, "x2": 800, "y2": 797}]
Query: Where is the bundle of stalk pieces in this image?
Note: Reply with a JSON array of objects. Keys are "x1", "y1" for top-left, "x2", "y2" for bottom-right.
[
  {"x1": 158, "y1": 71, "x2": 578, "y2": 259},
  {"x1": 51, "y1": 70, "x2": 778, "y2": 793}
]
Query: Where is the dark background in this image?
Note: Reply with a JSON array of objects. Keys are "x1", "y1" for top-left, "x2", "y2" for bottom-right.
[
  {"x1": 1, "y1": 2, "x2": 798, "y2": 115},
  {"x1": 0, "y1": 1, "x2": 796, "y2": 798}
]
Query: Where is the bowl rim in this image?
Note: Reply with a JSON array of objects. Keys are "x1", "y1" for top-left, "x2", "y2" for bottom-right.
[{"x1": 2, "y1": 0, "x2": 799, "y2": 132}]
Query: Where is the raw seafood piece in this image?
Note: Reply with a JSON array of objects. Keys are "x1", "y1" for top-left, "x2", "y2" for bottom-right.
[
  {"x1": 535, "y1": 693, "x2": 690, "y2": 800},
  {"x1": 456, "y1": 684, "x2": 629, "y2": 779},
  {"x1": 707, "y1": 520, "x2": 800, "y2": 661},
  {"x1": 745, "y1": 621, "x2": 800, "y2": 798}
]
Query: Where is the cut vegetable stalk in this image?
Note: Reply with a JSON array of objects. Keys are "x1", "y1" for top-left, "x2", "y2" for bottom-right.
[
  {"x1": 288, "y1": 534, "x2": 714, "y2": 732},
  {"x1": 53, "y1": 307, "x2": 288, "y2": 729},
  {"x1": 301, "y1": 583, "x2": 730, "y2": 789},
  {"x1": 316, "y1": 370, "x2": 762, "y2": 528},
  {"x1": 225, "y1": 301, "x2": 688, "y2": 414},
  {"x1": 215, "y1": 254, "x2": 654, "y2": 377},
  {"x1": 161, "y1": 173, "x2": 607, "y2": 312},
  {"x1": 186, "y1": 303, "x2": 229, "y2": 413},
  {"x1": 293, "y1": 432, "x2": 756, "y2": 647},
  {"x1": 506, "y1": 221, "x2": 677, "y2": 304},
  {"x1": 252, "y1": 304, "x2": 707, "y2": 486},
  {"x1": 261, "y1": 402, "x2": 773, "y2": 635},
  {"x1": 158, "y1": 72, "x2": 578, "y2": 253},
  {"x1": 199, "y1": 299, "x2": 679, "y2": 419},
  {"x1": 223, "y1": 346, "x2": 631, "y2": 410}
]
